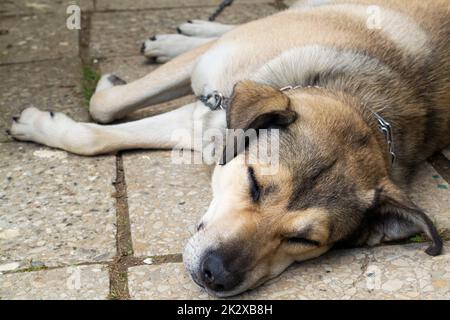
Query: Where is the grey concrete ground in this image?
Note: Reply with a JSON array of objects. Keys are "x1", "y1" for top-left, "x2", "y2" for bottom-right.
[{"x1": 0, "y1": 0, "x2": 449, "y2": 300}]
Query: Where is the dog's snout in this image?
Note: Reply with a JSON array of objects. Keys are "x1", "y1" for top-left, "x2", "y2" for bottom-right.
[{"x1": 200, "y1": 251, "x2": 241, "y2": 292}]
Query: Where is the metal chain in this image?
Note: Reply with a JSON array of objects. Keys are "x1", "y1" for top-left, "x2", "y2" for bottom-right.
[{"x1": 208, "y1": 0, "x2": 234, "y2": 21}]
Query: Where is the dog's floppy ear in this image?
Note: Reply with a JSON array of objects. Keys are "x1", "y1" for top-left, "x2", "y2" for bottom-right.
[
  {"x1": 366, "y1": 178, "x2": 442, "y2": 256},
  {"x1": 227, "y1": 80, "x2": 297, "y2": 130},
  {"x1": 220, "y1": 81, "x2": 297, "y2": 165}
]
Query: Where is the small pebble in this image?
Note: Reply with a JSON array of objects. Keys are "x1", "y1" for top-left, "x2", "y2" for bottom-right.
[
  {"x1": 0, "y1": 262, "x2": 20, "y2": 272},
  {"x1": 31, "y1": 261, "x2": 45, "y2": 268}
]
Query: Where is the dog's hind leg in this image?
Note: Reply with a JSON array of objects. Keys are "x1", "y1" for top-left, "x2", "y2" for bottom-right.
[
  {"x1": 90, "y1": 41, "x2": 214, "y2": 124},
  {"x1": 177, "y1": 20, "x2": 236, "y2": 38},
  {"x1": 140, "y1": 20, "x2": 234, "y2": 62},
  {"x1": 141, "y1": 34, "x2": 215, "y2": 63},
  {"x1": 9, "y1": 101, "x2": 224, "y2": 156}
]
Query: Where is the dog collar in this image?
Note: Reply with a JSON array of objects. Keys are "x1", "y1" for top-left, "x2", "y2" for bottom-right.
[
  {"x1": 373, "y1": 112, "x2": 396, "y2": 164},
  {"x1": 198, "y1": 91, "x2": 231, "y2": 111},
  {"x1": 199, "y1": 86, "x2": 396, "y2": 164},
  {"x1": 280, "y1": 85, "x2": 396, "y2": 165}
]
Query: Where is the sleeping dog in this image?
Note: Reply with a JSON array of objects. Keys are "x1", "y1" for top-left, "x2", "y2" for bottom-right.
[{"x1": 9, "y1": 0, "x2": 450, "y2": 297}]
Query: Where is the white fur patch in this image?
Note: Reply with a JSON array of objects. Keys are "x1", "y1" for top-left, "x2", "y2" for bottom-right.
[
  {"x1": 95, "y1": 74, "x2": 115, "y2": 92},
  {"x1": 191, "y1": 41, "x2": 241, "y2": 96}
]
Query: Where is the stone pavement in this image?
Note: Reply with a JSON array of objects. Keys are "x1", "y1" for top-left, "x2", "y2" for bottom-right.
[{"x1": 0, "y1": 0, "x2": 449, "y2": 300}]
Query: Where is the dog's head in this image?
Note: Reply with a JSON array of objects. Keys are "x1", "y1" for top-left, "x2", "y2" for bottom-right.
[{"x1": 183, "y1": 81, "x2": 442, "y2": 297}]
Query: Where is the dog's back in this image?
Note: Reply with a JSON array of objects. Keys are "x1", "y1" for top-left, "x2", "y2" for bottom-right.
[
  {"x1": 287, "y1": 0, "x2": 450, "y2": 148},
  {"x1": 218, "y1": 0, "x2": 450, "y2": 166}
]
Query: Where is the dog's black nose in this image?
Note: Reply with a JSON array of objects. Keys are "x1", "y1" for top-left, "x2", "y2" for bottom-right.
[{"x1": 200, "y1": 251, "x2": 241, "y2": 292}]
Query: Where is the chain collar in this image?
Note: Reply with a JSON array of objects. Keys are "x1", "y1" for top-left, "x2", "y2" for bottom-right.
[
  {"x1": 280, "y1": 85, "x2": 396, "y2": 165},
  {"x1": 198, "y1": 91, "x2": 231, "y2": 111},
  {"x1": 373, "y1": 112, "x2": 396, "y2": 164},
  {"x1": 198, "y1": 85, "x2": 396, "y2": 164}
]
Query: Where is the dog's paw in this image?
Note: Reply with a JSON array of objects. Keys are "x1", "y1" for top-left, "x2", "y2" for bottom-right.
[
  {"x1": 9, "y1": 107, "x2": 98, "y2": 155},
  {"x1": 177, "y1": 20, "x2": 234, "y2": 38},
  {"x1": 10, "y1": 107, "x2": 76, "y2": 147},
  {"x1": 95, "y1": 74, "x2": 127, "y2": 93},
  {"x1": 140, "y1": 33, "x2": 214, "y2": 63},
  {"x1": 141, "y1": 34, "x2": 194, "y2": 63}
]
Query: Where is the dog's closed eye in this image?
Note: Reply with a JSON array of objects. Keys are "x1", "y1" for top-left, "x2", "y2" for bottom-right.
[
  {"x1": 285, "y1": 228, "x2": 320, "y2": 246},
  {"x1": 286, "y1": 237, "x2": 320, "y2": 246},
  {"x1": 248, "y1": 166, "x2": 261, "y2": 202}
]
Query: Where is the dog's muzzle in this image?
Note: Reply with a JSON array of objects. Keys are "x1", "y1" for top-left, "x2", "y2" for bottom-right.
[{"x1": 198, "y1": 250, "x2": 243, "y2": 292}]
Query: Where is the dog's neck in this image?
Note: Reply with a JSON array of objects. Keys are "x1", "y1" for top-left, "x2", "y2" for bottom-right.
[{"x1": 283, "y1": 85, "x2": 398, "y2": 169}]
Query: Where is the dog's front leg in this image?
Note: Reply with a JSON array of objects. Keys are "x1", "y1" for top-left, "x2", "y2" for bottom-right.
[
  {"x1": 90, "y1": 41, "x2": 215, "y2": 124},
  {"x1": 9, "y1": 102, "x2": 226, "y2": 156}
]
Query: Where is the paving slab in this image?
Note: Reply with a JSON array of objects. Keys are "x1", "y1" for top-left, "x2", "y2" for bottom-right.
[
  {"x1": 283, "y1": 0, "x2": 301, "y2": 7},
  {"x1": 123, "y1": 151, "x2": 212, "y2": 257},
  {"x1": 90, "y1": 8, "x2": 212, "y2": 58},
  {"x1": 0, "y1": 58, "x2": 86, "y2": 142},
  {"x1": 410, "y1": 163, "x2": 450, "y2": 232},
  {"x1": 129, "y1": 262, "x2": 208, "y2": 299},
  {"x1": 128, "y1": 243, "x2": 450, "y2": 299},
  {"x1": 0, "y1": 0, "x2": 93, "y2": 16},
  {"x1": 95, "y1": 0, "x2": 274, "y2": 11},
  {"x1": 0, "y1": 13, "x2": 79, "y2": 64},
  {"x1": 0, "y1": 265, "x2": 109, "y2": 300},
  {"x1": 214, "y1": 1, "x2": 280, "y2": 25},
  {"x1": 351, "y1": 244, "x2": 450, "y2": 299},
  {"x1": 0, "y1": 143, "x2": 116, "y2": 268},
  {"x1": 90, "y1": 3, "x2": 278, "y2": 58}
]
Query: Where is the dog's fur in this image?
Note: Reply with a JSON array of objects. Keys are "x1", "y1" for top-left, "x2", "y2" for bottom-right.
[{"x1": 9, "y1": 0, "x2": 450, "y2": 297}]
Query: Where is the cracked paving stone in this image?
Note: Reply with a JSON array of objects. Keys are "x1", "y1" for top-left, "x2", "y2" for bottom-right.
[
  {"x1": 0, "y1": 143, "x2": 116, "y2": 268},
  {"x1": 90, "y1": 3, "x2": 278, "y2": 58},
  {"x1": 95, "y1": 0, "x2": 272, "y2": 11},
  {"x1": 123, "y1": 151, "x2": 212, "y2": 256},
  {"x1": 0, "y1": 13, "x2": 79, "y2": 64},
  {"x1": 0, "y1": 265, "x2": 108, "y2": 300},
  {"x1": 0, "y1": 58, "x2": 87, "y2": 142}
]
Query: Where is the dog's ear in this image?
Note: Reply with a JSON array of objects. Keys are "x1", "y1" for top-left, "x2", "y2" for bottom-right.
[
  {"x1": 365, "y1": 178, "x2": 442, "y2": 256},
  {"x1": 220, "y1": 81, "x2": 297, "y2": 165},
  {"x1": 227, "y1": 80, "x2": 297, "y2": 130}
]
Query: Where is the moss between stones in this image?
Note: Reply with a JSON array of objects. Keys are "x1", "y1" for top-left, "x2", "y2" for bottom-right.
[
  {"x1": 17, "y1": 265, "x2": 48, "y2": 273},
  {"x1": 82, "y1": 65, "x2": 100, "y2": 106}
]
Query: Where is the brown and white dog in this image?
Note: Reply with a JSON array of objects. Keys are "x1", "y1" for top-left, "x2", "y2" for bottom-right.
[{"x1": 9, "y1": 0, "x2": 450, "y2": 297}]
